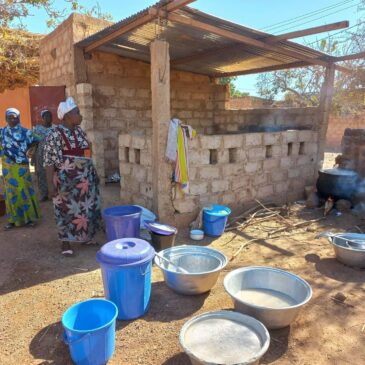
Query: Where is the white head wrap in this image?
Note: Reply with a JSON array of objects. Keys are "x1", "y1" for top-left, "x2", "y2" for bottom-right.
[{"x1": 57, "y1": 97, "x2": 77, "y2": 120}]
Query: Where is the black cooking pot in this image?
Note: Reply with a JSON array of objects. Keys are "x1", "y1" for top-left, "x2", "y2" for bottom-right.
[{"x1": 316, "y1": 168, "x2": 359, "y2": 200}]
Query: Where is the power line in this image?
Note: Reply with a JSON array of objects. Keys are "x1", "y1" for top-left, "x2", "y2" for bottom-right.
[
  {"x1": 271, "y1": 2, "x2": 361, "y2": 34},
  {"x1": 263, "y1": 0, "x2": 358, "y2": 32}
]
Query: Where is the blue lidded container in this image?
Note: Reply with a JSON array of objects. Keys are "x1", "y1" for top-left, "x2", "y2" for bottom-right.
[
  {"x1": 203, "y1": 205, "x2": 231, "y2": 237},
  {"x1": 96, "y1": 238, "x2": 155, "y2": 320}
]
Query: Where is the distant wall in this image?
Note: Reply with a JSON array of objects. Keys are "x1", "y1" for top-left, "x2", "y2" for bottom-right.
[
  {"x1": 326, "y1": 113, "x2": 365, "y2": 151},
  {"x1": 0, "y1": 88, "x2": 31, "y2": 129}
]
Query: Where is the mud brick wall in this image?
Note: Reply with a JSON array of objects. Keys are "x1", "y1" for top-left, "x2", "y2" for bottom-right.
[
  {"x1": 118, "y1": 134, "x2": 153, "y2": 210},
  {"x1": 213, "y1": 107, "x2": 319, "y2": 134},
  {"x1": 326, "y1": 113, "x2": 365, "y2": 151},
  {"x1": 341, "y1": 129, "x2": 365, "y2": 176}
]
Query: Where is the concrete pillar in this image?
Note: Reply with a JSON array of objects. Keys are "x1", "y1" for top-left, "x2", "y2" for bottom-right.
[
  {"x1": 76, "y1": 82, "x2": 105, "y2": 184},
  {"x1": 317, "y1": 64, "x2": 335, "y2": 169},
  {"x1": 150, "y1": 39, "x2": 175, "y2": 223}
]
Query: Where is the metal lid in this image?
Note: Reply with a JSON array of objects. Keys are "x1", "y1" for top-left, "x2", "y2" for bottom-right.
[
  {"x1": 96, "y1": 238, "x2": 155, "y2": 266},
  {"x1": 144, "y1": 220, "x2": 177, "y2": 235},
  {"x1": 203, "y1": 204, "x2": 231, "y2": 217}
]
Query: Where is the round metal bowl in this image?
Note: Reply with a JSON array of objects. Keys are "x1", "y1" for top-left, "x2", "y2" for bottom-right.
[
  {"x1": 154, "y1": 245, "x2": 227, "y2": 295},
  {"x1": 327, "y1": 233, "x2": 365, "y2": 268},
  {"x1": 224, "y1": 266, "x2": 312, "y2": 329},
  {"x1": 179, "y1": 310, "x2": 270, "y2": 365}
]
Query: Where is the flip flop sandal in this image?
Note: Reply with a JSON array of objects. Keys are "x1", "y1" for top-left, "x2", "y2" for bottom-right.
[
  {"x1": 4, "y1": 223, "x2": 15, "y2": 231},
  {"x1": 62, "y1": 249, "x2": 74, "y2": 257},
  {"x1": 25, "y1": 221, "x2": 35, "y2": 228}
]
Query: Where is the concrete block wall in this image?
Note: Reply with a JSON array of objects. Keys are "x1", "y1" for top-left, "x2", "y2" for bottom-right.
[
  {"x1": 173, "y1": 130, "x2": 319, "y2": 216},
  {"x1": 118, "y1": 130, "x2": 318, "y2": 219},
  {"x1": 40, "y1": 13, "x2": 111, "y2": 88},
  {"x1": 118, "y1": 133, "x2": 153, "y2": 210},
  {"x1": 213, "y1": 107, "x2": 319, "y2": 134}
]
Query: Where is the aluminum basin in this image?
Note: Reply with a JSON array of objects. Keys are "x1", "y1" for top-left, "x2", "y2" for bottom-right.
[
  {"x1": 328, "y1": 233, "x2": 365, "y2": 268},
  {"x1": 154, "y1": 245, "x2": 227, "y2": 295},
  {"x1": 180, "y1": 310, "x2": 270, "y2": 365},
  {"x1": 224, "y1": 266, "x2": 312, "y2": 329}
]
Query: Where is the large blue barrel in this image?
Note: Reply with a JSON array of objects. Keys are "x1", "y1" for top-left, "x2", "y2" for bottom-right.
[
  {"x1": 103, "y1": 205, "x2": 142, "y2": 241},
  {"x1": 62, "y1": 299, "x2": 118, "y2": 365},
  {"x1": 96, "y1": 238, "x2": 155, "y2": 320}
]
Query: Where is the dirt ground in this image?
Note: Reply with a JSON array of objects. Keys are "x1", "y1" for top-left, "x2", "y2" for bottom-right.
[{"x1": 2, "y1": 152, "x2": 365, "y2": 365}]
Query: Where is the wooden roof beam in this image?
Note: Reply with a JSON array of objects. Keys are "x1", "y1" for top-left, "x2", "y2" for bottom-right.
[
  {"x1": 168, "y1": 13, "x2": 330, "y2": 67},
  {"x1": 213, "y1": 61, "x2": 311, "y2": 78},
  {"x1": 334, "y1": 51, "x2": 365, "y2": 62},
  {"x1": 266, "y1": 21, "x2": 349, "y2": 42},
  {"x1": 84, "y1": 0, "x2": 196, "y2": 53}
]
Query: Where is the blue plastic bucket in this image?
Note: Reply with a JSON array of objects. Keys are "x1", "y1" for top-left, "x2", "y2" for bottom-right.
[
  {"x1": 203, "y1": 205, "x2": 231, "y2": 237},
  {"x1": 96, "y1": 238, "x2": 155, "y2": 320},
  {"x1": 103, "y1": 205, "x2": 142, "y2": 241},
  {"x1": 62, "y1": 299, "x2": 118, "y2": 365}
]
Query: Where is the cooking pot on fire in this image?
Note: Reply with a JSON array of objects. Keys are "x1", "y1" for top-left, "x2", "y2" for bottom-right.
[{"x1": 316, "y1": 168, "x2": 359, "y2": 200}]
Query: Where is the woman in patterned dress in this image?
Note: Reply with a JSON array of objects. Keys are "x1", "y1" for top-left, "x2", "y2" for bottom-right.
[
  {"x1": 0, "y1": 108, "x2": 41, "y2": 230},
  {"x1": 32, "y1": 109, "x2": 53, "y2": 201},
  {"x1": 43, "y1": 97, "x2": 101, "y2": 256}
]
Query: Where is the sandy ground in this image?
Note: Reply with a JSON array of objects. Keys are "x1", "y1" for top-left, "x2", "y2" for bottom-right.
[{"x1": 2, "y1": 153, "x2": 365, "y2": 365}]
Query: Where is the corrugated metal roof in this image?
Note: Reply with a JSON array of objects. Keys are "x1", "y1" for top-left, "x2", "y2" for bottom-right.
[{"x1": 77, "y1": 3, "x2": 332, "y2": 76}]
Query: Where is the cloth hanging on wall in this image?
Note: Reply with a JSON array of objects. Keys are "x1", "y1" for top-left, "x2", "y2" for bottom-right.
[{"x1": 165, "y1": 119, "x2": 196, "y2": 193}]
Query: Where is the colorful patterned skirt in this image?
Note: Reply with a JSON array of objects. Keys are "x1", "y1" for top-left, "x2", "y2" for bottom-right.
[
  {"x1": 53, "y1": 156, "x2": 101, "y2": 242},
  {"x1": 1, "y1": 158, "x2": 40, "y2": 226}
]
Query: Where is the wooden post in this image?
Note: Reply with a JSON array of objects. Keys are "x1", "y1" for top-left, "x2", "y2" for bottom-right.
[
  {"x1": 150, "y1": 39, "x2": 175, "y2": 223},
  {"x1": 317, "y1": 64, "x2": 336, "y2": 168}
]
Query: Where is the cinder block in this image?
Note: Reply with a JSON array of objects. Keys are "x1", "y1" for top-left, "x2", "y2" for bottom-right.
[
  {"x1": 140, "y1": 150, "x2": 152, "y2": 167},
  {"x1": 189, "y1": 149, "x2": 210, "y2": 165},
  {"x1": 288, "y1": 168, "x2": 301, "y2": 179},
  {"x1": 97, "y1": 86, "x2": 116, "y2": 96},
  {"x1": 101, "y1": 108, "x2": 117, "y2": 118},
  {"x1": 254, "y1": 173, "x2": 268, "y2": 186},
  {"x1": 140, "y1": 183, "x2": 153, "y2": 199},
  {"x1": 263, "y1": 159, "x2": 280, "y2": 171},
  {"x1": 132, "y1": 165, "x2": 147, "y2": 182},
  {"x1": 282, "y1": 130, "x2": 299, "y2": 143},
  {"x1": 223, "y1": 134, "x2": 244, "y2": 148},
  {"x1": 76, "y1": 83, "x2": 92, "y2": 95},
  {"x1": 274, "y1": 181, "x2": 289, "y2": 194},
  {"x1": 231, "y1": 176, "x2": 250, "y2": 191},
  {"x1": 189, "y1": 182, "x2": 209, "y2": 195},
  {"x1": 199, "y1": 135, "x2": 223, "y2": 149},
  {"x1": 297, "y1": 155, "x2": 311, "y2": 166},
  {"x1": 298, "y1": 130, "x2": 313, "y2": 142},
  {"x1": 245, "y1": 133, "x2": 263, "y2": 147},
  {"x1": 245, "y1": 162, "x2": 261, "y2": 174},
  {"x1": 211, "y1": 180, "x2": 229, "y2": 193},
  {"x1": 281, "y1": 157, "x2": 295, "y2": 169},
  {"x1": 264, "y1": 132, "x2": 281, "y2": 145},
  {"x1": 248, "y1": 147, "x2": 265, "y2": 161},
  {"x1": 131, "y1": 135, "x2": 146, "y2": 149},
  {"x1": 119, "y1": 162, "x2": 132, "y2": 176},
  {"x1": 222, "y1": 163, "x2": 245, "y2": 177},
  {"x1": 221, "y1": 193, "x2": 236, "y2": 205},
  {"x1": 218, "y1": 149, "x2": 229, "y2": 164},
  {"x1": 258, "y1": 185, "x2": 274, "y2": 198},
  {"x1": 200, "y1": 166, "x2": 221, "y2": 180},
  {"x1": 271, "y1": 170, "x2": 288, "y2": 183}
]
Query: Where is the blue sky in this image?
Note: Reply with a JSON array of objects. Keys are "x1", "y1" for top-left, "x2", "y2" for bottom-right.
[{"x1": 24, "y1": 0, "x2": 361, "y2": 95}]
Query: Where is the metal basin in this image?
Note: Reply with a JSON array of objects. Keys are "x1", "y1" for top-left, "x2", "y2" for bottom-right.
[
  {"x1": 179, "y1": 310, "x2": 270, "y2": 365},
  {"x1": 320, "y1": 232, "x2": 365, "y2": 268},
  {"x1": 154, "y1": 245, "x2": 227, "y2": 295},
  {"x1": 224, "y1": 267, "x2": 312, "y2": 329}
]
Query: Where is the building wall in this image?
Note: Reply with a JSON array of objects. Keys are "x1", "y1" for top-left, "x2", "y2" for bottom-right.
[
  {"x1": 326, "y1": 113, "x2": 365, "y2": 151},
  {"x1": 83, "y1": 51, "x2": 227, "y2": 175},
  {"x1": 0, "y1": 88, "x2": 31, "y2": 129},
  {"x1": 119, "y1": 130, "x2": 319, "y2": 221}
]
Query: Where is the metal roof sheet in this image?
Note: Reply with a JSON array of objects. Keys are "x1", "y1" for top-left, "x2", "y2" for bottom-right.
[{"x1": 77, "y1": 2, "x2": 331, "y2": 76}]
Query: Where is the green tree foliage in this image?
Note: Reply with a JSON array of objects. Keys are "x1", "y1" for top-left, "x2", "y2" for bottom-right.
[
  {"x1": 0, "y1": 1, "x2": 112, "y2": 92},
  {"x1": 219, "y1": 77, "x2": 250, "y2": 98},
  {"x1": 256, "y1": 1, "x2": 365, "y2": 114}
]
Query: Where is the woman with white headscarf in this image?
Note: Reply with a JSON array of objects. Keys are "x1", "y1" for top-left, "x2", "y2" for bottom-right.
[
  {"x1": 43, "y1": 97, "x2": 101, "y2": 256},
  {"x1": 0, "y1": 108, "x2": 41, "y2": 230}
]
